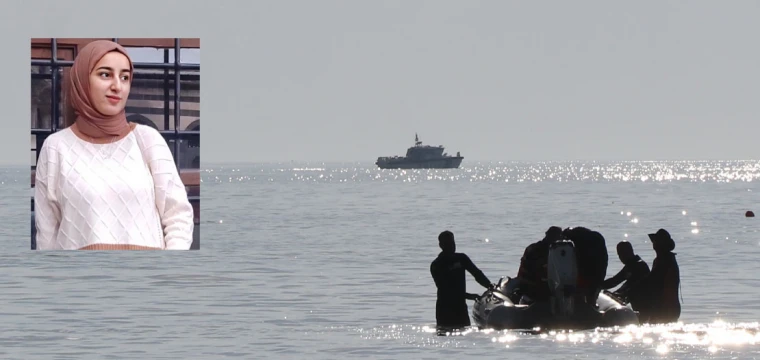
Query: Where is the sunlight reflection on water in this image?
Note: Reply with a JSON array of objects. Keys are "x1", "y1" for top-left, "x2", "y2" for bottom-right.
[
  {"x1": 354, "y1": 320, "x2": 760, "y2": 357},
  {"x1": 202, "y1": 160, "x2": 760, "y2": 184}
]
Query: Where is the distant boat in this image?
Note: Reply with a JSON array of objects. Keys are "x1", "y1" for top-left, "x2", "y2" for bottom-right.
[{"x1": 375, "y1": 133, "x2": 464, "y2": 169}]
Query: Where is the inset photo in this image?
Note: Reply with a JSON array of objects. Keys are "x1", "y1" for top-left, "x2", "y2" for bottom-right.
[{"x1": 31, "y1": 38, "x2": 200, "y2": 250}]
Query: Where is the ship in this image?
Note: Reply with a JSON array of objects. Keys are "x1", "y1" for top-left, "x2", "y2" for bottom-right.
[{"x1": 375, "y1": 133, "x2": 464, "y2": 169}]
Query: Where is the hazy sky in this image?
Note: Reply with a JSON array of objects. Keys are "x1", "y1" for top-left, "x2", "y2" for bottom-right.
[
  {"x1": 234, "y1": 1, "x2": 760, "y2": 163},
  {"x1": 2, "y1": 1, "x2": 759, "y2": 165}
]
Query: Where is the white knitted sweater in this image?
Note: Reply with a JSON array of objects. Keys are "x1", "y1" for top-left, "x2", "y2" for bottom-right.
[{"x1": 34, "y1": 124, "x2": 194, "y2": 250}]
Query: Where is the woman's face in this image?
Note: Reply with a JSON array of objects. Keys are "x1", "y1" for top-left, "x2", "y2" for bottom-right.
[{"x1": 88, "y1": 51, "x2": 131, "y2": 116}]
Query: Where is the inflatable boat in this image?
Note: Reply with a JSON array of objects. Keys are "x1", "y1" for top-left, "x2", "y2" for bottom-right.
[{"x1": 472, "y1": 240, "x2": 639, "y2": 330}]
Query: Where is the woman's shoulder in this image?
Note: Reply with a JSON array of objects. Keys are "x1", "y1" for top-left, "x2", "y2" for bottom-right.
[
  {"x1": 132, "y1": 123, "x2": 167, "y2": 144},
  {"x1": 132, "y1": 123, "x2": 162, "y2": 136},
  {"x1": 134, "y1": 124, "x2": 172, "y2": 142},
  {"x1": 131, "y1": 124, "x2": 175, "y2": 163},
  {"x1": 39, "y1": 127, "x2": 76, "y2": 153}
]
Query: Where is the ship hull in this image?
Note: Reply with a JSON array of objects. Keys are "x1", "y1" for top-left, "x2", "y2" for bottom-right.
[{"x1": 375, "y1": 157, "x2": 463, "y2": 169}]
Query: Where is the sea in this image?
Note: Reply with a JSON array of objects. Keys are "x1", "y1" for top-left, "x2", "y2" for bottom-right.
[{"x1": 1, "y1": 160, "x2": 760, "y2": 359}]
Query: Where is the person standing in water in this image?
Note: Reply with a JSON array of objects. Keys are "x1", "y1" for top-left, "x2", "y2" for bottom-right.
[
  {"x1": 628, "y1": 228, "x2": 682, "y2": 324},
  {"x1": 430, "y1": 230, "x2": 492, "y2": 330},
  {"x1": 562, "y1": 226, "x2": 609, "y2": 307},
  {"x1": 602, "y1": 241, "x2": 651, "y2": 302},
  {"x1": 514, "y1": 226, "x2": 564, "y2": 302}
]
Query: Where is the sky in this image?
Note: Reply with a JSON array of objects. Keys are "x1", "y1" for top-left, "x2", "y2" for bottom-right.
[
  {"x1": 230, "y1": 1, "x2": 760, "y2": 163},
  {"x1": 2, "y1": 1, "x2": 759, "y2": 165}
]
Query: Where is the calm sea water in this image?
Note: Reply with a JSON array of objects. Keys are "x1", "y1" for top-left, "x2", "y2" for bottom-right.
[{"x1": 2, "y1": 161, "x2": 760, "y2": 359}]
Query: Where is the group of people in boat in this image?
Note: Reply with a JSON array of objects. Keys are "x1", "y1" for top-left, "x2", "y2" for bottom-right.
[{"x1": 430, "y1": 226, "x2": 681, "y2": 329}]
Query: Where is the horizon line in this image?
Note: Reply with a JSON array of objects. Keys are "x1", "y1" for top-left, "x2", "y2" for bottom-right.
[
  {"x1": 200, "y1": 158, "x2": 760, "y2": 165},
  {"x1": 5, "y1": 158, "x2": 759, "y2": 168}
]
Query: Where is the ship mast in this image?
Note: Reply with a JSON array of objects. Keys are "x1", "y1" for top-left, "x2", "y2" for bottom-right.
[{"x1": 414, "y1": 133, "x2": 422, "y2": 146}]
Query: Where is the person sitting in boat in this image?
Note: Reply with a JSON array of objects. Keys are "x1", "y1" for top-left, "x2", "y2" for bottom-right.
[
  {"x1": 601, "y1": 241, "x2": 650, "y2": 303},
  {"x1": 430, "y1": 230, "x2": 493, "y2": 329},
  {"x1": 627, "y1": 229, "x2": 682, "y2": 324},
  {"x1": 561, "y1": 226, "x2": 609, "y2": 307},
  {"x1": 513, "y1": 226, "x2": 564, "y2": 303}
]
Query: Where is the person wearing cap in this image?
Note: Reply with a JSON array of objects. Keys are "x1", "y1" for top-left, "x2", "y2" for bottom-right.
[
  {"x1": 430, "y1": 230, "x2": 493, "y2": 330},
  {"x1": 628, "y1": 228, "x2": 682, "y2": 324},
  {"x1": 601, "y1": 241, "x2": 651, "y2": 303},
  {"x1": 513, "y1": 226, "x2": 565, "y2": 302},
  {"x1": 561, "y1": 226, "x2": 609, "y2": 307}
]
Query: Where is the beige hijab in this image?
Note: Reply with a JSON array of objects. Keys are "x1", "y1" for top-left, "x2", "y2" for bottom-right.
[{"x1": 64, "y1": 40, "x2": 134, "y2": 139}]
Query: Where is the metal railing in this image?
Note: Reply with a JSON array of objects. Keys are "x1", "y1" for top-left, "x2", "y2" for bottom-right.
[{"x1": 30, "y1": 38, "x2": 201, "y2": 250}]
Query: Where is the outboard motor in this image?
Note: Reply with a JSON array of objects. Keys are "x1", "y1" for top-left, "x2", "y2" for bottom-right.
[{"x1": 547, "y1": 240, "x2": 578, "y2": 319}]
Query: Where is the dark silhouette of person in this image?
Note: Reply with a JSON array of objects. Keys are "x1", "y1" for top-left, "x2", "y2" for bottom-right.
[
  {"x1": 561, "y1": 226, "x2": 609, "y2": 307},
  {"x1": 515, "y1": 226, "x2": 564, "y2": 302},
  {"x1": 602, "y1": 241, "x2": 650, "y2": 303},
  {"x1": 628, "y1": 229, "x2": 681, "y2": 324},
  {"x1": 430, "y1": 230, "x2": 492, "y2": 329}
]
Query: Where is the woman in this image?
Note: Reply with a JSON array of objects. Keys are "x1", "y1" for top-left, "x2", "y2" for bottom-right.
[{"x1": 34, "y1": 40, "x2": 194, "y2": 250}]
